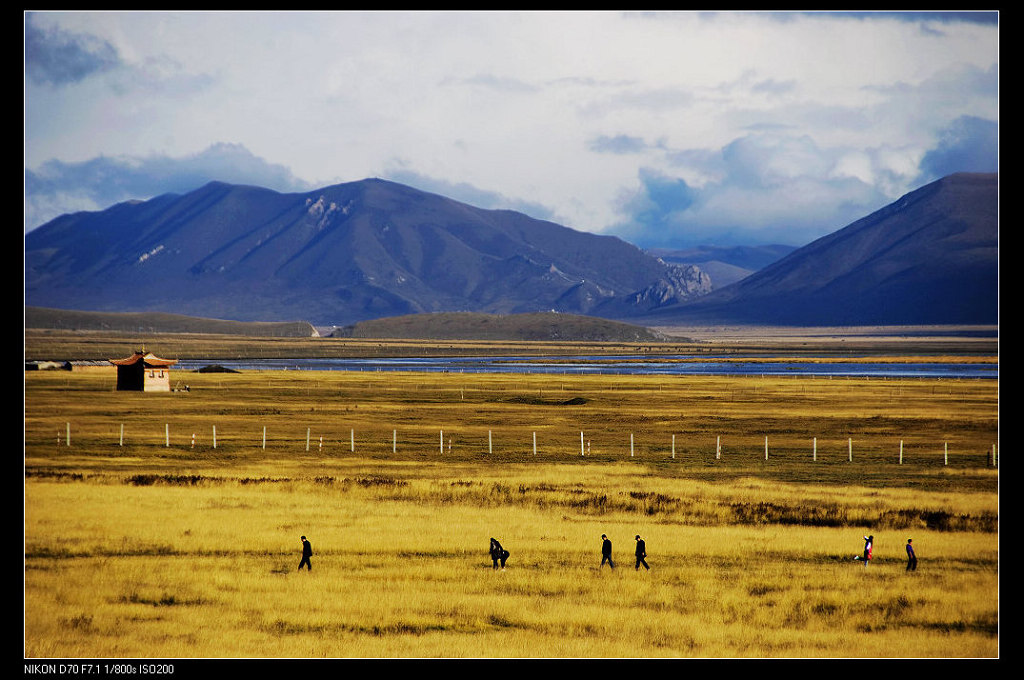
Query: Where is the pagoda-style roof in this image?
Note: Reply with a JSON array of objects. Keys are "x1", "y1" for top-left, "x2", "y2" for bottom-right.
[{"x1": 109, "y1": 351, "x2": 178, "y2": 368}]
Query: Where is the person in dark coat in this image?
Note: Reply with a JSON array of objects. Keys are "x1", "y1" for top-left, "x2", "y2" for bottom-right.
[
  {"x1": 906, "y1": 538, "x2": 917, "y2": 571},
  {"x1": 601, "y1": 534, "x2": 615, "y2": 569},
  {"x1": 634, "y1": 534, "x2": 649, "y2": 571},
  {"x1": 298, "y1": 535, "x2": 312, "y2": 571},
  {"x1": 490, "y1": 537, "x2": 509, "y2": 570}
]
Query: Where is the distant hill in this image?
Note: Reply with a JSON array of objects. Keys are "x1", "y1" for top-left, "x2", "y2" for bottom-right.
[
  {"x1": 25, "y1": 306, "x2": 318, "y2": 337},
  {"x1": 647, "y1": 173, "x2": 998, "y2": 326},
  {"x1": 331, "y1": 311, "x2": 673, "y2": 342},
  {"x1": 25, "y1": 178, "x2": 708, "y2": 326},
  {"x1": 648, "y1": 244, "x2": 797, "y2": 288}
]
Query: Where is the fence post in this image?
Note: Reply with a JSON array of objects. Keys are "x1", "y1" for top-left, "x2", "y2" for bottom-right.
[
  {"x1": 263, "y1": 426, "x2": 266, "y2": 450},
  {"x1": 213, "y1": 425, "x2": 217, "y2": 449},
  {"x1": 581, "y1": 431, "x2": 584, "y2": 456},
  {"x1": 764, "y1": 436, "x2": 769, "y2": 461},
  {"x1": 393, "y1": 429, "x2": 397, "y2": 455},
  {"x1": 166, "y1": 424, "x2": 169, "y2": 448},
  {"x1": 350, "y1": 429, "x2": 355, "y2": 452},
  {"x1": 120, "y1": 423, "x2": 124, "y2": 447},
  {"x1": 813, "y1": 437, "x2": 817, "y2": 462},
  {"x1": 489, "y1": 430, "x2": 493, "y2": 455},
  {"x1": 899, "y1": 440, "x2": 903, "y2": 465},
  {"x1": 944, "y1": 442, "x2": 948, "y2": 466},
  {"x1": 630, "y1": 433, "x2": 634, "y2": 457},
  {"x1": 848, "y1": 438, "x2": 852, "y2": 462},
  {"x1": 672, "y1": 434, "x2": 675, "y2": 459},
  {"x1": 716, "y1": 435, "x2": 721, "y2": 460},
  {"x1": 67, "y1": 422, "x2": 70, "y2": 447},
  {"x1": 533, "y1": 431, "x2": 537, "y2": 456},
  {"x1": 306, "y1": 428, "x2": 310, "y2": 452}
]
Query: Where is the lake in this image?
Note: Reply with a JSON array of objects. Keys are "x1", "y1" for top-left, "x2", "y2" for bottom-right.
[{"x1": 175, "y1": 355, "x2": 997, "y2": 379}]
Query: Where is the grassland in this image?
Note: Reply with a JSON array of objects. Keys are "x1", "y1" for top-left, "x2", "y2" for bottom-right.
[{"x1": 24, "y1": 334, "x2": 999, "y2": 659}]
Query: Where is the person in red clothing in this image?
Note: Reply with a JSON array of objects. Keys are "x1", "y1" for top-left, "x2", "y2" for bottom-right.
[{"x1": 855, "y1": 534, "x2": 873, "y2": 567}]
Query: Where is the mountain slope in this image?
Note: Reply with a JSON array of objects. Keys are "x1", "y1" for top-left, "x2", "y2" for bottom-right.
[
  {"x1": 645, "y1": 173, "x2": 998, "y2": 326},
  {"x1": 25, "y1": 179, "x2": 704, "y2": 326},
  {"x1": 25, "y1": 306, "x2": 318, "y2": 337}
]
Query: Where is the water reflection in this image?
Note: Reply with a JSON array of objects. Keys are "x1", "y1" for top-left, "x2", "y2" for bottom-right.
[{"x1": 175, "y1": 355, "x2": 996, "y2": 379}]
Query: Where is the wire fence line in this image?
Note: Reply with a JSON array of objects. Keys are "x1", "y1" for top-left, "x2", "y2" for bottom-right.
[{"x1": 38, "y1": 420, "x2": 998, "y2": 468}]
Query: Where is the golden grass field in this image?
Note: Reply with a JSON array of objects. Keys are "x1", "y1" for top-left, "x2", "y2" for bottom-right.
[{"x1": 24, "y1": 343, "x2": 999, "y2": 659}]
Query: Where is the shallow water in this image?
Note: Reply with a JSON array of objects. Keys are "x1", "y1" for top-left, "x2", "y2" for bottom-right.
[{"x1": 175, "y1": 355, "x2": 997, "y2": 379}]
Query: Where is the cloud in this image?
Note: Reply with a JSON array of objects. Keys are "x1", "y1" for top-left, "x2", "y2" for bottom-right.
[
  {"x1": 383, "y1": 168, "x2": 556, "y2": 222},
  {"x1": 613, "y1": 169, "x2": 699, "y2": 243},
  {"x1": 799, "y1": 11, "x2": 998, "y2": 26},
  {"x1": 588, "y1": 135, "x2": 649, "y2": 155},
  {"x1": 916, "y1": 116, "x2": 998, "y2": 183},
  {"x1": 446, "y1": 73, "x2": 540, "y2": 94},
  {"x1": 25, "y1": 12, "x2": 121, "y2": 86},
  {"x1": 25, "y1": 143, "x2": 313, "y2": 230},
  {"x1": 23, "y1": 11, "x2": 998, "y2": 250},
  {"x1": 611, "y1": 132, "x2": 898, "y2": 248}
]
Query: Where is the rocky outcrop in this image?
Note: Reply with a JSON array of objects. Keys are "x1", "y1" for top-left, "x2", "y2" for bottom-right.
[{"x1": 632, "y1": 264, "x2": 712, "y2": 306}]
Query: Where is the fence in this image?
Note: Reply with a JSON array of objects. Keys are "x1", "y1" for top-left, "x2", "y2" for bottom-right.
[{"x1": 46, "y1": 420, "x2": 999, "y2": 468}]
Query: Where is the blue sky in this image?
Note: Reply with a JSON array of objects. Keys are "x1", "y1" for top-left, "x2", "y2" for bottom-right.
[{"x1": 24, "y1": 11, "x2": 998, "y2": 249}]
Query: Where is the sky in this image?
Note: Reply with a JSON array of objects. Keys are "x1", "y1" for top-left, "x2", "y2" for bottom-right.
[{"x1": 24, "y1": 10, "x2": 999, "y2": 250}]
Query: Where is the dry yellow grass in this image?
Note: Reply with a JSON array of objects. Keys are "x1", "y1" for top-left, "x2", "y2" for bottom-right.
[
  {"x1": 24, "y1": 367, "x2": 998, "y2": 658},
  {"x1": 24, "y1": 464, "x2": 998, "y2": 658}
]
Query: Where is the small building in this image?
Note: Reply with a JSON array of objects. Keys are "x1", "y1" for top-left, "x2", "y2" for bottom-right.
[
  {"x1": 66, "y1": 360, "x2": 116, "y2": 373},
  {"x1": 109, "y1": 350, "x2": 178, "y2": 392},
  {"x1": 25, "y1": 360, "x2": 65, "y2": 371}
]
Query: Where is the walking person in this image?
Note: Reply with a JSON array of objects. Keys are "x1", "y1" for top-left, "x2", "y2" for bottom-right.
[
  {"x1": 601, "y1": 534, "x2": 615, "y2": 569},
  {"x1": 298, "y1": 535, "x2": 313, "y2": 571},
  {"x1": 490, "y1": 537, "x2": 509, "y2": 570},
  {"x1": 855, "y1": 534, "x2": 873, "y2": 567},
  {"x1": 906, "y1": 538, "x2": 917, "y2": 571},
  {"x1": 634, "y1": 534, "x2": 649, "y2": 571}
]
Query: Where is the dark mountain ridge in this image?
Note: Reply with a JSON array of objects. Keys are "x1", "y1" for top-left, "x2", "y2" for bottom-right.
[
  {"x1": 25, "y1": 178, "x2": 708, "y2": 326},
  {"x1": 25, "y1": 172, "x2": 997, "y2": 328},
  {"x1": 643, "y1": 172, "x2": 998, "y2": 326}
]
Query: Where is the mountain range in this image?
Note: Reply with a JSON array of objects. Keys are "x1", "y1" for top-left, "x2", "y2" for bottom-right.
[
  {"x1": 25, "y1": 178, "x2": 709, "y2": 326},
  {"x1": 642, "y1": 172, "x2": 998, "y2": 326},
  {"x1": 24, "y1": 172, "x2": 997, "y2": 328}
]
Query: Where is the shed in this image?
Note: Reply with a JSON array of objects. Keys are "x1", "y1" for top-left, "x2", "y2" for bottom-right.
[
  {"x1": 67, "y1": 360, "x2": 116, "y2": 373},
  {"x1": 109, "y1": 350, "x2": 178, "y2": 392}
]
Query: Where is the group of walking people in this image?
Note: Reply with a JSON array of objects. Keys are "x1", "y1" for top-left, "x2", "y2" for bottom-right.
[
  {"x1": 296, "y1": 532, "x2": 917, "y2": 573},
  {"x1": 601, "y1": 533, "x2": 649, "y2": 570},
  {"x1": 855, "y1": 534, "x2": 919, "y2": 571},
  {"x1": 491, "y1": 533, "x2": 651, "y2": 571}
]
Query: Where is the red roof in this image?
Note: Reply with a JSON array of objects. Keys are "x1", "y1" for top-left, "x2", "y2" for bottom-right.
[{"x1": 109, "y1": 351, "x2": 178, "y2": 367}]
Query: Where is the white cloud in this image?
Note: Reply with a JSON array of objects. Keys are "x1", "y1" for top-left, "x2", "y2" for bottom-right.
[{"x1": 24, "y1": 11, "x2": 998, "y2": 246}]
